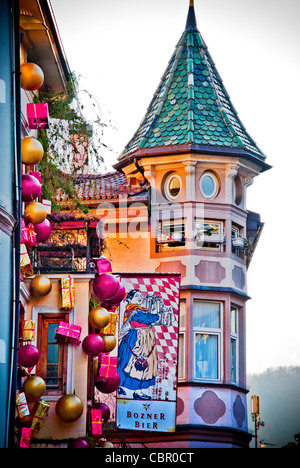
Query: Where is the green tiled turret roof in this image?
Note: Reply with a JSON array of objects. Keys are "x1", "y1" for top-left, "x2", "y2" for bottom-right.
[{"x1": 118, "y1": 2, "x2": 266, "y2": 164}]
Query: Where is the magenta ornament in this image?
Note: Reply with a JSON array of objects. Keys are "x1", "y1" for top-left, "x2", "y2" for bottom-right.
[
  {"x1": 69, "y1": 438, "x2": 90, "y2": 449},
  {"x1": 34, "y1": 218, "x2": 52, "y2": 243},
  {"x1": 82, "y1": 334, "x2": 104, "y2": 356},
  {"x1": 18, "y1": 344, "x2": 40, "y2": 368},
  {"x1": 95, "y1": 372, "x2": 120, "y2": 394},
  {"x1": 93, "y1": 273, "x2": 120, "y2": 302},
  {"x1": 94, "y1": 402, "x2": 110, "y2": 423},
  {"x1": 21, "y1": 174, "x2": 42, "y2": 202},
  {"x1": 110, "y1": 282, "x2": 126, "y2": 305}
]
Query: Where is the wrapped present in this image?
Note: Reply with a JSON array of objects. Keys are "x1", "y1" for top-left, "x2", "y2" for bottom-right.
[
  {"x1": 42, "y1": 199, "x2": 51, "y2": 214},
  {"x1": 20, "y1": 427, "x2": 32, "y2": 448},
  {"x1": 27, "y1": 102, "x2": 49, "y2": 130},
  {"x1": 96, "y1": 257, "x2": 112, "y2": 275},
  {"x1": 99, "y1": 313, "x2": 117, "y2": 336},
  {"x1": 90, "y1": 409, "x2": 102, "y2": 436},
  {"x1": 21, "y1": 220, "x2": 37, "y2": 248},
  {"x1": 20, "y1": 243, "x2": 34, "y2": 278},
  {"x1": 31, "y1": 400, "x2": 50, "y2": 433},
  {"x1": 60, "y1": 276, "x2": 75, "y2": 310},
  {"x1": 99, "y1": 354, "x2": 118, "y2": 379},
  {"x1": 22, "y1": 320, "x2": 35, "y2": 341},
  {"x1": 16, "y1": 391, "x2": 31, "y2": 423},
  {"x1": 29, "y1": 170, "x2": 42, "y2": 184},
  {"x1": 55, "y1": 321, "x2": 81, "y2": 346}
]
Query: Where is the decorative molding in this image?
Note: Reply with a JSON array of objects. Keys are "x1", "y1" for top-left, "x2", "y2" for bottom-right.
[
  {"x1": 225, "y1": 164, "x2": 238, "y2": 179},
  {"x1": 243, "y1": 176, "x2": 254, "y2": 187}
]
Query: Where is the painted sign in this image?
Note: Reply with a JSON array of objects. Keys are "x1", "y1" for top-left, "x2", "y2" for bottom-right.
[{"x1": 116, "y1": 273, "x2": 180, "y2": 433}]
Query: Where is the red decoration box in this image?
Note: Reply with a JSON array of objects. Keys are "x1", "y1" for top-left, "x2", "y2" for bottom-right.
[
  {"x1": 20, "y1": 427, "x2": 32, "y2": 448},
  {"x1": 55, "y1": 321, "x2": 81, "y2": 346},
  {"x1": 90, "y1": 409, "x2": 102, "y2": 436},
  {"x1": 27, "y1": 102, "x2": 49, "y2": 129},
  {"x1": 99, "y1": 354, "x2": 118, "y2": 379}
]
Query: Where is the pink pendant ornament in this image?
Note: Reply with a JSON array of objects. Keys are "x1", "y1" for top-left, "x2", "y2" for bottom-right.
[
  {"x1": 94, "y1": 372, "x2": 120, "y2": 394},
  {"x1": 93, "y1": 402, "x2": 110, "y2": 423},
  {"x1": 34, "y1": 218, "x2": 52, "y2": 243},
  {"x1": 68, "y1": 438, "x2": 90, "y2": 449},
  {"x1": 82, "y1": 334, "x2": 104, "y2": 356},
  {"x1": 18, "y1": 344, "x2": 40, "y2": 368},
  {"x1": 27, "y1": 102, "x2": 49, "y2": 130},
  {"x1": 21, "y1": 174, "x2": 42, "y2": 202},
  {"x1": 108, "y1": 282, "x2": 126, "y2": 306},
  {"x1": 93, "y1": 273, "x2": 120, "y2": 302}
]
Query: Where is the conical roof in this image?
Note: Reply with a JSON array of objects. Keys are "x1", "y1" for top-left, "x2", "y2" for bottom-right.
[{"x1": 117, "y1": 2, "x2": 267, "y2": 166}]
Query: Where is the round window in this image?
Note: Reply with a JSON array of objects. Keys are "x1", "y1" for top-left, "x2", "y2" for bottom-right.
[
  {"x1": 165, "y1": 174, "x2": 182, "y2": 200},
  {"x1": 199, "y1": 172, "x2": 219, "y2": 199}
]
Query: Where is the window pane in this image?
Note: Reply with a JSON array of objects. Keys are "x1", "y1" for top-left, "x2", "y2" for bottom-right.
[
  {"x1": 48, "y1": 322, "x2": 58, "y2": 342},
  {"x1": 193, "y1": 301, "x2": 220, "y2": 328},
  {"x1": 180, "y1": 300, "x2": 186, "y2": 328},
  {"x1": 195, "y1": 333, "x2": 218, "y2": 379},
  {"x1": 231, "y1": 308, "x2": 237, "y2": 334},
  {"x1": 231, "y1": 338, "x2": 237, "y2": 383},
  {"x1": 178, "y1": 333, "x2": 185, "y2": 379},
  {"x1": 201, "y1": 175, "x2": 215, "y2": 197}
]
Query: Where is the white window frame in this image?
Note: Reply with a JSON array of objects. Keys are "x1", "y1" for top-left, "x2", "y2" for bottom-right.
[
  {"x1": 195, "y1": 219, "x2": 225, "y2": 250},
  {"x1": 165, "y1": 173, "x2": 182, "y2": 201},
  {"x1": 156, "y1": 219, "x2": 186, "y2": 250},
  {"x1": 193, "y1": 300, "x2": 223, "y2": 383},
  {"x1": 199, "y1": 172, "x2": 219, "y2": 199},
  {"x1": 178, "y1": 299, "x2": 186, "y2": 380},
  {"x1": 230, "y1": 307, "x2": 239, "y2": 385}
]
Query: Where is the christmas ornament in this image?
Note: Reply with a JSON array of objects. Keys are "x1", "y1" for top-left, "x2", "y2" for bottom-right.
[
  {"x1": 21, "y1": 137, "x2": 44, "y2": 165},
  {"x1": 24, "y1": 201, "x2": 48, "y2": 225},
  {"x1": 23, "y1": 376, "x2": 46, "y2": 402},
  {"x1": 55, "y1": 394, "x2": 83, "y2": 423},
  {"x1": 95, "y1": 372, "x2": 120, "y2": 394},
  {"x1": 30, "y1": 275, "x2": 52, "y2": 298},
  {"x1": 88, "y1": 307, "x2": 110, "y2": 329},
  {"x1": 34, "y1": 218, "x2": 52, "y2": 243},
  {"x1": 20, "y1": 62, "x2": 44, "y2": 91},
  {"x1": 101, "y1": 334, "x2": 116, "y2": 353},
  {"x1": 93, "y1": 273, "x2": 120, "y2": 302},
  {"x1": 93, "y1": 402, "x2": 110, "y2": 423},
  {"x1": 68, "y1": 438, "x2": 90, "y2": 448},
  {"x1": 21, "y1": 173, "x2": 42, "y2": 202},
  {"x1": 18, "y1": 344, "x2": 40, "y2": 368},
  {"x1": 109, "y1": 282, "x2": 126, "y2": 305},
  {"x1": 101, "y1": 441, "x2": 114, "y2": 448},
  {"x1": 82, "y1": 334, "x2": 104, "y2": 356}
]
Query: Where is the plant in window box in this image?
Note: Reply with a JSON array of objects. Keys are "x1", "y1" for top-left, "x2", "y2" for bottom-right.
[{"x1": 232, "y1": 237, "x2": 245, "y2": 248}]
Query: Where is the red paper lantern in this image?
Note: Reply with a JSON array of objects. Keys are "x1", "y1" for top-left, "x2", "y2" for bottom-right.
[
  {"x1": 82, "y1": 334, "x2": 104, "y2": 356},
  {"x1": 95, "y1": 372, "x2": 120, "y2": 394},
  {"x1": 21, "y1": 174, "x2": 42, "y2": 202},
  {"x1": 34, "y1": 218, "x2": 52, "y2": 243},
  {"x1": 93, "y1": 273, "x2": 120, "y2": 302},
  {"x1": 18, "y1": 344, "x2": 40, "y2": 368}
]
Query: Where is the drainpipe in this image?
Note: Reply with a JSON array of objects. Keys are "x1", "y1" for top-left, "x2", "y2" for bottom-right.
[{"x1": 7, "y1": 0, "x2": 22, "y2": 448}]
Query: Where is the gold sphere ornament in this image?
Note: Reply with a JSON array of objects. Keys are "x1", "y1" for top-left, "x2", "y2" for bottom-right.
[
  {"x1": 88, "y1": 307, "x2": 110, "y2": 329},
  {"x1": 55, "y1": 394, "x2": 83, "y2": 423},
  {"x1": 102, "y1": 335, "x2": 116, "y2": 353},
  {"x1": 101, "y1": 441, "x2": 114, "y2": 448},
  {"x1": 21, "y1": 137, "x2": 44, "y2": 165},
  {"x1": 24, "y1": 202, "x2": 48, "y2": 225},
  {"x1": 20, "y1": 62, "x2": 44, "y2": 91},
  {"x1": 30, "y1": 275, "x2": 52, "y2": 298},
  {"x1": 23, "y1": 376, "x2": 46, "y2": 402}
]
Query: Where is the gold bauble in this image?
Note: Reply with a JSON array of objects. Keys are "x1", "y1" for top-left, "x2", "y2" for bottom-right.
[
  {"x1": 24, "y1": 202, "x2": 48, "y2": 225},
  {"x1": 20, "y1": 62, "x2": 44, "y2": 91},
  {"x1": 101, "y1": 335, "x2": 116, "y2": 353},
  {"x1": 101, "y1": 441, "x2": 114, "y2": 448},
  {"x1": 21, "y1": 137, "x2": 44, "y2": 165},
  {"x1": 55, "y1": 394, "x2": 83, "y2": 423},
  {"x1": 88, "y1": 307, "x2": 110, "y2": 329},
  {"x1": 23, "y1": 376, "x2": 46, "y2": 402},
  {"x1": 30, "y1": 275, "x2": 52, "y2": 298}
]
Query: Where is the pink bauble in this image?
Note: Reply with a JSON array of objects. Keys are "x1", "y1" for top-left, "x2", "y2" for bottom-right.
[
  {"x1": 95, "y1": 372, "x2": 120, "y2": 394},
  {"x1": 94, "y1": 402, "x2": 110, "y2": 423},
  {"x1": 34, "y1": 218, "x2": 52, "y2": 243},
  {"x1": 82, "y1": 334, "x2": 104, "y2": 356},
  {"x1": 109, "y1": 283, "x2": 126, "y2": 306},
  {"x1": 93, "y1": 274, "x2": 120, "y2": 302},
  {"x1": 18, "y1": 344, "x2": 40, "y2": 368},
  {"x1": 21, "y1": 174, "x2": 42, "y2": 202},
  {"x1": 69, "y1": 438, "x2": 90, "y2": 449}
]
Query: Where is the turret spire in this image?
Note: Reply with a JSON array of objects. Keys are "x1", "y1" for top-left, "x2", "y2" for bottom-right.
[{"x1": 186, "y1": 0, "x2": 197, "y2": 30}]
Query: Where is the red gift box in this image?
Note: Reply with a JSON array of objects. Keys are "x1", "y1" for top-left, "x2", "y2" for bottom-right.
[
  {"x1": 27, "y1": 102, "x2": 49, "y2": 130},
  {"x1": 20, "y1": 427, "x2": 32, "y2": 448},
  {"x1": 90, "y1": 409, "x2": 102, "y2": 436},
  {"x1": 21, "y1": 219, "x2": 37, "y2": 247},
  {"x1": 96, "y1": 257, "x2": 112, "y2": 275},
  {"x1": 55, "y1": 321, "x2": 81, "y2": 346},
  {"x1": 99, "y1": 354, "x2": 118, "y2": 379}
]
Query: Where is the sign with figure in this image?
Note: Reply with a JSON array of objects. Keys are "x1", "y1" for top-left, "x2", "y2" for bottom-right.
[{"x1": 116, "y1": 273, "x2": 180, "y2": 433}]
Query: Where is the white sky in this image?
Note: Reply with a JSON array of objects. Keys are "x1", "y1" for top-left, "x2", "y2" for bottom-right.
[{"x1": 50, "y1": 0, "x2": 300, "y2": 374}]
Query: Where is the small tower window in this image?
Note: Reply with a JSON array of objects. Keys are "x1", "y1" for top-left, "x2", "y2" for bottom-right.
[
  {"x1": 165, "y1": 173, "x2": 182, "y2": 200},
  {"x1": 199, "y1": 172, "x2": 219, "y2": 199}
]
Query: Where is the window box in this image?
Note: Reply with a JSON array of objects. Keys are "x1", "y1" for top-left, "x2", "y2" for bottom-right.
[{"x1": 232, "y1": 237, "x2": 245, "y2": 249}]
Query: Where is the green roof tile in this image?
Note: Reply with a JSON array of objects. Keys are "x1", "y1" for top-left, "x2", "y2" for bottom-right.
[{"x1": 118, "y1": 3, "x2": 266, "y2": 162}]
